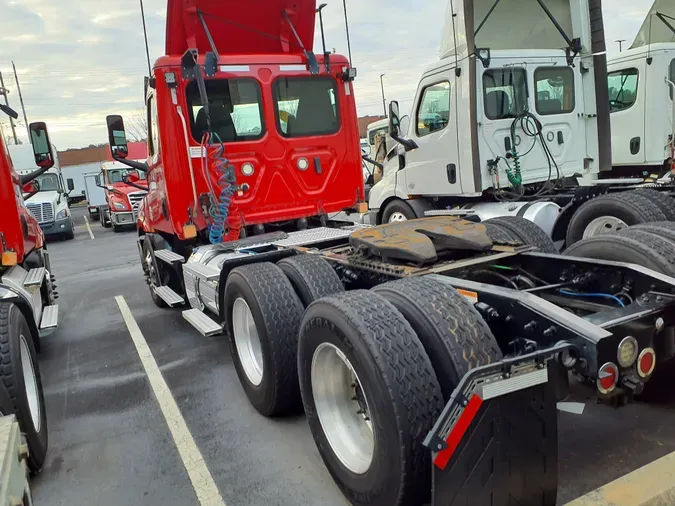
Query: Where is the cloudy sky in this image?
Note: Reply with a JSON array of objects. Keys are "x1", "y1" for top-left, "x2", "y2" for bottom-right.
[{"x1": 0, "y1": 0, "x2": 658, "y2": 149}]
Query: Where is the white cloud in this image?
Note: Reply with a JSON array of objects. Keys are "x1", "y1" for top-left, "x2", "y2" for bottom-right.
[{"x1": 0, "y1": 0, "x2": 658, "y2": 148}]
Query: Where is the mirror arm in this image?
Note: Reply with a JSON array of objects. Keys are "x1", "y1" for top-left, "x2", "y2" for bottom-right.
[
  {"x1": 19, "y1": 166, "x2": 51, "y2": 185},
  {"x1": 390, "y1": 134, "x2": 418, "y2": 152},
  {"x1": 111, "y1": 154, "x2": 149, "y2": 173},
  {"x1": 361, "y1": 155, "x2": 383, "y2": 170}
]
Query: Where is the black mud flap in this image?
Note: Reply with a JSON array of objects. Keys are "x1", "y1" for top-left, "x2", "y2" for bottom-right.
[{"x1": 424, "y1": 346, "x2": 568, "y2": 506}]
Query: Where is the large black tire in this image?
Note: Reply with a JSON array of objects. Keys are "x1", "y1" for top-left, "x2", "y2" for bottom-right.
[
  {"x1": 484, "y1": 216, "x2": 557, "y2": 253},
  {"x1": 298, "y1": 290, "x2": 443, "y2": 506},
  {"x1": 564, "y1": 230, "x2": 675, "y2": 277},
  {"x1": 224, "y1": 263, "x2": 305, "y2": 417},
  {"x1": 631, "y1": 189, "x2": 675, "y2": 221},
  {"x1": 101, "y1": 208, "x2": 111, "y2": 228},
  {"x1": 373, "y1": 277, "x2": 502, "y2": 401},
  {"x1": 0, "y1": 302, "x2": 48, "y2": 474},
  {"x1": 381, "y1": 199, "x2": 416, "y2": 224},
  {"x1": 142, "y1": 236, "x2": 169, "y2": 309},
  {"x1": 623, "y1": 221, "x2": 675, "y2": 245},
  {"x1": 566, "y1": 192, "x2": 667, "y2": 247},
  {"x1": 277, "y1": 255, "x2": 344, "y2": 307}
]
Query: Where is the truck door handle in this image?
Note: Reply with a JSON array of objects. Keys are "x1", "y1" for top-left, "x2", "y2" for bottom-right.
[
  {"x1": 504, "y1": 137, "x2": 512, "y2": 152},
  {"x1": 314, "y1": 157, "x2": 322, "y2": 175},
  {"x1": 557, "y1": 131, "x2": 564, "y2": 145},
  {"x1": 447, "y1": 164, "x2": 457, "y2": 184},
  {"x1": 630, "y1": 137, "x2": 641, "y2": 155}
]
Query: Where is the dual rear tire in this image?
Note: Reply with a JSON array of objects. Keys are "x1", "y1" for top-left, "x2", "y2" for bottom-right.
[{"x1": 224, "y1": 255, "x2": 501, "y2": 505}]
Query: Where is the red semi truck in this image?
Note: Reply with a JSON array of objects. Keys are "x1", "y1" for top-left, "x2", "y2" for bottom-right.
[
  {"x1": 105, "y1": 1, "x2": 675, "y2": 505},
  {"x1": 0, "y1": 101, "x2": 55, "y2": 475},
  {"x1": 93, "y1": 161, "x2": 149, "y2": 232}
]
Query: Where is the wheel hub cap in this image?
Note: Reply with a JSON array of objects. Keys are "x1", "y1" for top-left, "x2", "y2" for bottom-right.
[
  {"x1": 311, "y1": 343, "x2": 374, "y2": 475},
  {"x1": 19, "y1": 335, "x2": 40, "y2": 432},
  {"x1": 583, "y1": 216, "x2": 628, "y2": 239},
  {"x1": 232, "y1": 298, "x2": 264, "y2": 386},
  {"x1": 388, "y1": 212, "x2": 408, "y2": 223}
]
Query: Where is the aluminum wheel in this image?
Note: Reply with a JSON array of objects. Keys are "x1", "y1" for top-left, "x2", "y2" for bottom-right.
[
  {"x1": 311, "y1": 343, "x2": 374, "y2": 475},
  {"x1": 232, "y1": 298, "x2": 264, "y2": 386},
  {"x1": 583, "y1": 216, "x2": 628, "y2": 239},
  {"x1": 388, "y1": 212, "x2": 408, "y2": 223},
  {"x1": 19, "y1": 335, "x2": 40, "y2": 432}
]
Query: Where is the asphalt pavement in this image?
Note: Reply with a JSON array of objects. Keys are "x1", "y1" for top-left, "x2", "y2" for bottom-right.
[{"x1": 31, "y1": 206, "x2": 675, "y2": 506}]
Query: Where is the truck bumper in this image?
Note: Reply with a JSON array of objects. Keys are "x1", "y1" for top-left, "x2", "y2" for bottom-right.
[
  {"x1": 111, "y1": 211, "x2": 136, "y2": 227},
  {"x1": 40, "y1": 216, "x2": 73, "y2": 237}
]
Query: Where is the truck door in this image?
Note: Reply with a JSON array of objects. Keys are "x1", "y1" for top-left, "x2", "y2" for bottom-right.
[
  {"x1": 402, "y1": 76, "x2": 462, "y2": 195},
  {"x1": 608, "y1": 65, "x2": 645, "y2": 165}
]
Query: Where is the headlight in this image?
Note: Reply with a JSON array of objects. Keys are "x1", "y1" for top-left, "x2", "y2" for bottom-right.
[
  {"x1": 113, "y1": 201, "x2": 126, "y2": 210},
  {"x1": 56, "y1": 209, "x2": 69, "y2": 220}
]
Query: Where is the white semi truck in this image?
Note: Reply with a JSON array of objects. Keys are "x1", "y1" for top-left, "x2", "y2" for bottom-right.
[
  {"x1": 364, "y1": 0, "x2": 675, "y2": 250},
  {"x1": 605, "y1": 0, "x2": 675, "y2": 179},
  {"x1": 9, "y1": 144, "x2": 75, "y2": 241}
]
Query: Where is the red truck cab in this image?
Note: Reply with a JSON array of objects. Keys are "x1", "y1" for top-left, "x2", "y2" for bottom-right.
[
  {"x1": 106, "y1": 0, "x2": 365, "y2": 250},
  {"x1": 96, "y1": 163, "x2": 149, "y2": 232}
]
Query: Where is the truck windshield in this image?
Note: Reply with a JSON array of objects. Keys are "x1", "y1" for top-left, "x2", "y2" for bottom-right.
[
  {"x1": 108, "y1": 169, "x2": 143, "y2": 183},
  {"x1": 187, "y1": 78, "x2": 264, "y2": 143},
  {"x1": 274, "y1": 77, "x2": 339, "y2": 137},
  {"x1": 35, "y1": 173, "x2": 61, "y2": 192},
  {"x1": 483, "y1": 69, "x2": 528, "y2": 120}
]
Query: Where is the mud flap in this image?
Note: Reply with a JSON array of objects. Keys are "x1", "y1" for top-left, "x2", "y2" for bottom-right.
[{"x1": 425, "y1": 346, "x2": 567, "y2": 506}]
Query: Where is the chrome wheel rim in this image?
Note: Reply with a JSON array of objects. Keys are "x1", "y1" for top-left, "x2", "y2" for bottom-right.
[
  {"x1": 19, "y1": 335, "x2": 40, "y2": 432},
  {"x1": 311, "y1": 343, "x2": 374, "y2": 474},
  {"x1": 232, "y1": 298, "x2": 264, "y2": 386},
  {"x1": 583, "y1": 216, "x2": 628, "y2": 239},
  {"x1": 388, "y1": 212, "x2": 408, "y2": 223}
]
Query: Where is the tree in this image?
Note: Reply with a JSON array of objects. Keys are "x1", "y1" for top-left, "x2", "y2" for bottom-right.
[{"x1": 125, "y1": 109, "x2": 148, "y2": 142}]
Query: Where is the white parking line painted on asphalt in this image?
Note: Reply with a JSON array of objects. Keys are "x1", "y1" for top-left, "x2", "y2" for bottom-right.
[
  {"x1": 83, "y1": 215, "x2": 95, "y2": 240},
  {"x1": 115, "y1": 296, "x2": 226, "y2": 506}
]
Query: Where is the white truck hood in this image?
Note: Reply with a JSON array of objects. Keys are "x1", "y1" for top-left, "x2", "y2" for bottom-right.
[{"x1": 25, "y1": 191, "x2": 60, "y2": 207}]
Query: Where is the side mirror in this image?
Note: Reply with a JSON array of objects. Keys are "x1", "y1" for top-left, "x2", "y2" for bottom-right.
[
  {"x1": 29, "y1": 122, "x2": 55, "y2": 169},
  {"x1": 106, "y1": 115, "x2": 129, "y2": 159},
  {"x1": 22, "y1": 180, "x2": 40, "y2": 194},
  {"x1": 388, "y1": 101, "x2": 401, "y2": 138},
  {"x1": 94, "y1": 174, "x2": 101, "y2": 187},
  {"x1": 67, "y1": 178, "x2": 75, "y2": 191}
]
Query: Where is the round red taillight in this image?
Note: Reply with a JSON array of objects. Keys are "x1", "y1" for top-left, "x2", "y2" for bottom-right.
[
  {"x1": 637, "y1": 348, "x2": 656, "y2": 378},
  {"x1": 597, "y1": 362, "x2": 619, "y2": 394}
]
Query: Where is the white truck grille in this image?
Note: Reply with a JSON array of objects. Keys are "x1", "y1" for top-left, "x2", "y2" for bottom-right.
[
  {"x1": 127, "y1": 191, "x2": 147, "y2": 219},
  {"x1": 26, "y1": 203, "x2": 54, "y2": 224}
]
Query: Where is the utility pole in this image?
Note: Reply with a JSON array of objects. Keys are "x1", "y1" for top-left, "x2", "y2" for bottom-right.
[
  {"x1": 616, "y1": 39, "x2": 626, "y2": 52},
  {"x1": 0, "y1": 71, "x2": 18, "y2": 144},
  {"x1": 380, "y1": 74, "x2": 387, "y2": 118},
  {"x1": 12, "y1": 61, "x2": 30, "y2": 143}
]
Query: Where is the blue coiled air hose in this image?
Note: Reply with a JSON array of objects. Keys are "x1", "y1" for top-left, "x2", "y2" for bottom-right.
[{"x1": 205, "y1": 132, "x2": 237, "y2": 244}]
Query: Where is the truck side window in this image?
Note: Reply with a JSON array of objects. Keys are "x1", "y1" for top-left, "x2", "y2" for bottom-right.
[
  {"x1": 669, "y1": 60, "x2": 675, "y2": 100},
  {"x1": 534, "y1": 67, "x2": 575, "y2": 115},
  {"x1": 607, "y1": 68, "x2": 639, "y2": 112},
  {"x1": 187, "y1": 79, "x2": 264, "y2": 143},
  {"x1": 416, "y1": 82, "x2": 451, "y2": 137},
  {"x1": 274, "y1": 76, "x2": 340, "y2": 138},
  {"x1": 483, "y1": 69, "x2": 527, "y2": 120},
  {"x1": 147, "y1": 96, "x2": 160, "y2": 157}
]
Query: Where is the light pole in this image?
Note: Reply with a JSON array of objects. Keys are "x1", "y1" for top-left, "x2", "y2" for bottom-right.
[
  {"x1": 616, "y1": 39, "x2": 626, "y2": 52},
  {"x1": 380, "y1": 74, "x2": 387, "y2": 118},
  {"x1": 342, "y1": 0, "x2": 353, "y2": 65}
]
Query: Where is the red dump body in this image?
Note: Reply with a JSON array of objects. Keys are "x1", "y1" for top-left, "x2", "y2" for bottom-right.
[
  {"x1": 138, "y1": 0, "x2": 364, "y2": 241},
  {"x1": 0, "y1": 128, "x2": 44, "y2": 264}
]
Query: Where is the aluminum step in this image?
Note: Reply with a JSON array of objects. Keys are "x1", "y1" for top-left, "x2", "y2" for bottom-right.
[
  {"x1": 182, "y1": 309, "x2": 222, "y2": 337},
  {"x1": 40, "y1": 305, "x2": 58, "y2": 330},
  {"x1": 154, "y1": 249, "x2": 185, "y2": 264},
  {"x1": 23, "y1": 267, "x2": 45, "y2": 289},
  {"x1": 271, "y1": 227, "x2": 354, "y2": 247},
  {"x1": 182, "y1": 262, "x2": 220, "y2": 282},
  {"x1": 153, "y1": 286, "x2": 185, "y2": 307}
]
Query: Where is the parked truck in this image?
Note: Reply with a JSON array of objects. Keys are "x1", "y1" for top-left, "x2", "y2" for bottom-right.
[
  {"x1": 9, "y1": 144, "x2": 75, "y2": 241},
  {"x1": 0, "y1": 102, "x2": 55, "y2": 480},
  {"x1": 605, "y1": 0, "x2": 675, "y2": 180},
  {"x1": 90, "y1": 160, "x2": 148, "y2": 232},
  {"x1": 104, "y1": 0, "x2": 675, "y2": 504}
]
